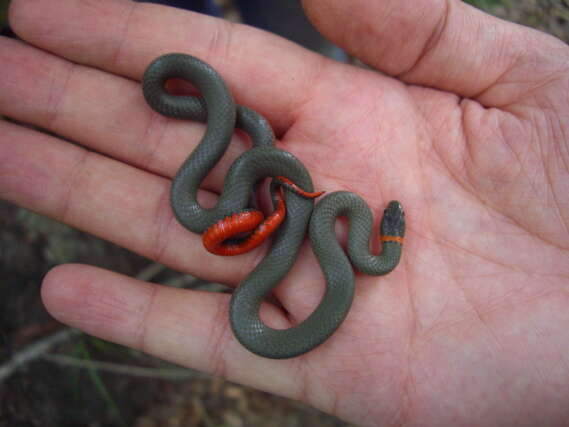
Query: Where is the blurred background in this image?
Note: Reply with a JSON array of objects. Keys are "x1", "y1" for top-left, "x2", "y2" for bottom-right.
[{"x1": 1, "y1": 0, "x2": 568, "y2": 425}]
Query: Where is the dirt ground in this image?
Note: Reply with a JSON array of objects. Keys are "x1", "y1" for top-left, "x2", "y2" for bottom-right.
[{"x1": 1, "y1": 1, "x2": 568, "y2": 426}]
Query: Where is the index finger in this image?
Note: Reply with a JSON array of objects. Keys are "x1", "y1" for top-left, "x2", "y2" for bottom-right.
[{"x1": 9, "y1": 0, "x2": 330, "y2": 134}]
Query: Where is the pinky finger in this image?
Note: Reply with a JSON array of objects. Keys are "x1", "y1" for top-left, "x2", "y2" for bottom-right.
[{"x1": 41, "y1": 263, "x2": 300, "y2": 396}]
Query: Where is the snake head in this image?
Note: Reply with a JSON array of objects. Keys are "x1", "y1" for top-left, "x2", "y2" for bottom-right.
[{"x1": 380, "y1": 201, "x2": 405, "y2": 238}]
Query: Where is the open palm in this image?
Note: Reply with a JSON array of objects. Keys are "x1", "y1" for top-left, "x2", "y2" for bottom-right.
[{"x1": 2, "y1": 0, "x2": 569, "y2": 425}]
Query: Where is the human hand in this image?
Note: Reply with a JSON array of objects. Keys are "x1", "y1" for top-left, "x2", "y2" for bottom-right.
[{"x1": 2, "y1": 0, "x2": 569, "y2": 425}]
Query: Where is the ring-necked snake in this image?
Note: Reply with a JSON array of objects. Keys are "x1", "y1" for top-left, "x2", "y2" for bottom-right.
[{"x1": 142, "y1": 53, "x2": 405, "y2": 359}]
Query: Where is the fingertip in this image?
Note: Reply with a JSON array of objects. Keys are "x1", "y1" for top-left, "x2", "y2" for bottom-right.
[
  {"x1": 8, "y1": 0, "x2": 44, "y2": 40},
  {"x1": 41, "y1": 263, "x2": 92, "y2": 322},
  {"x1": 40, "y1": 263, "x2": 154, "y2": 347},
  {"x1": 7, "y1": 0, "x2": 22, "y2": 29}
]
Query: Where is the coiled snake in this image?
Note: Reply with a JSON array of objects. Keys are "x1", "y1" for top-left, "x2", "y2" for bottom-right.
[{"x1": 142, "y1": 53, "x2": 405, "y2": 359}]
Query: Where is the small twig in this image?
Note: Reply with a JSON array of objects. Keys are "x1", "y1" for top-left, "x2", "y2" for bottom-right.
[
  {"x1": 135, "y1": 262, "x2": 167, "y2": 282},
  {"x1": 0, "y1": 328, "x2": 82, "y2": 382},
  {"x1": 164, "y1": 274, "x2": 204, "y2": 288},
  {"x1": 42, "y1": 354, "x2": 208, "y2": 381}
]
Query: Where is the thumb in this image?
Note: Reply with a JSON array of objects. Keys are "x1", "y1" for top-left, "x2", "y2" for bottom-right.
[{"x1": 302, "y1": 0, "x2": 569, "y2": 107}]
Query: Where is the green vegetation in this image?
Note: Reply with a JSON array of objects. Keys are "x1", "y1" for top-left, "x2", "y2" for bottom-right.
[{"x1": 76, "y1": 339, "x2": 127, "y2": 427}]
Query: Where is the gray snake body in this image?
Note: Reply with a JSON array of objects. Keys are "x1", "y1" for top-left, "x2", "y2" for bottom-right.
[{"x1": 142, "y1": 53, "x2": 405, "y2": 359}]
